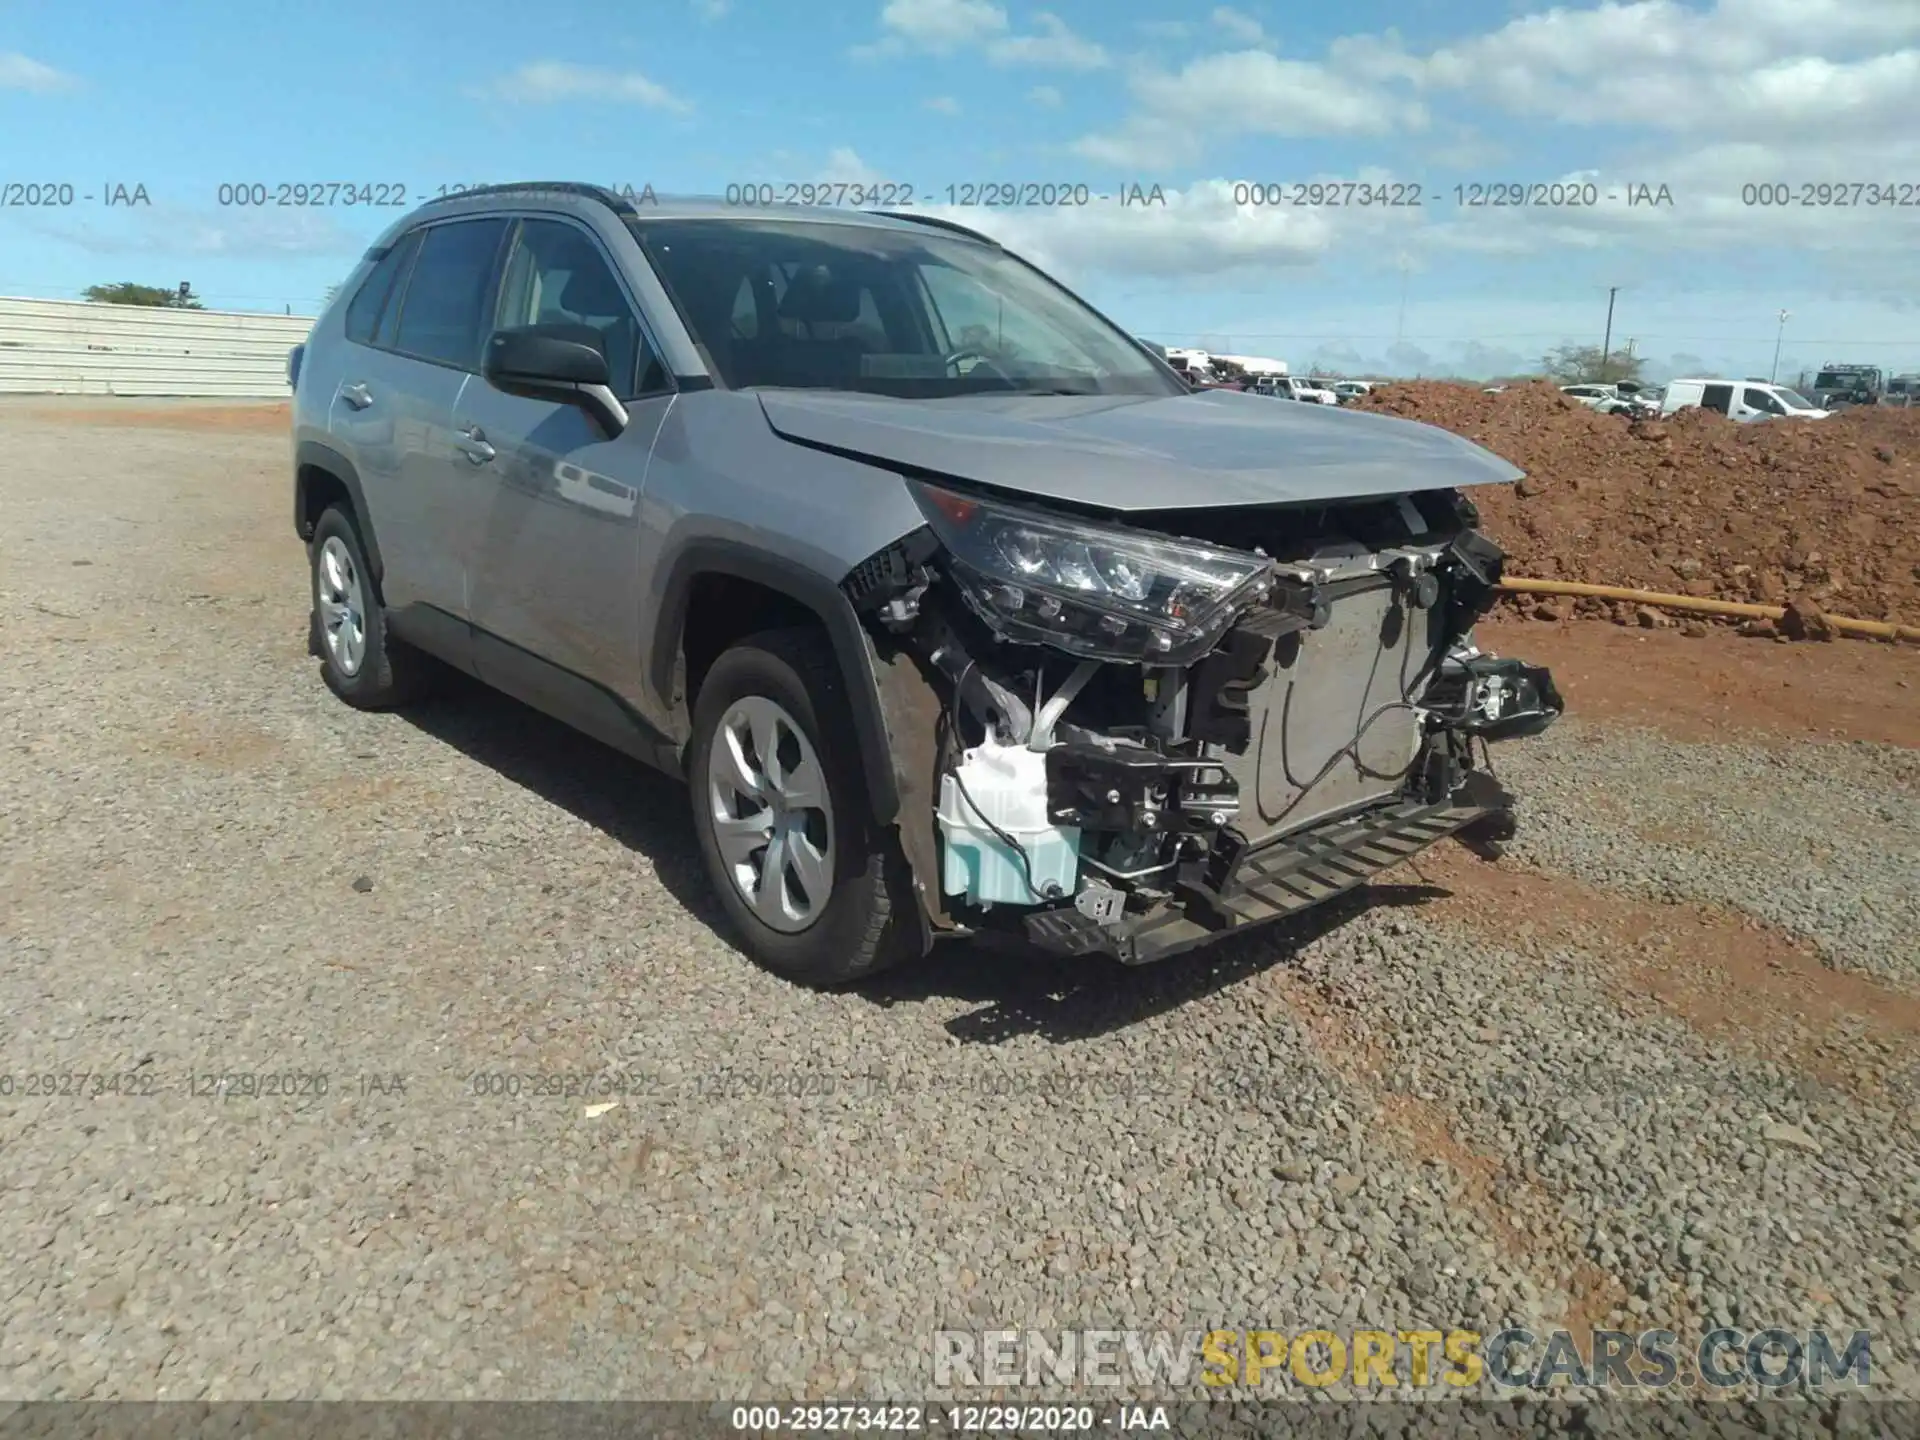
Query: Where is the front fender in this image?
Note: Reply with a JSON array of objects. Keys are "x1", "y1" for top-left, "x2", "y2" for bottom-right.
[{"x1": 649, "y1": 540, "x2": 903, "y2": 826}]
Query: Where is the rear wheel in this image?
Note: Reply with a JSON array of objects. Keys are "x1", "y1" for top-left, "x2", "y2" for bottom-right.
[
  {"x1": 688, "y1": 628, "x2": 919, "y2": 985},
  {"x1": 309, "y1": 505, "x2": 432, "y2": 709}
]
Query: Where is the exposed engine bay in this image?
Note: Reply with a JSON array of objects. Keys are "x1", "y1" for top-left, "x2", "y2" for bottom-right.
[{"x1": 844, "y1": 479, "x2": 1563, "y2": 963}]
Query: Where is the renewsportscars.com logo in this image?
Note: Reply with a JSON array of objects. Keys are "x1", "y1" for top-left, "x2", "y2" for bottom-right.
[{"x1": 933, "y1": 1327, "x2": 1873, "y2": 1391}]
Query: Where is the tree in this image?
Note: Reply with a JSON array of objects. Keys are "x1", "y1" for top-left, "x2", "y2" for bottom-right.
[
  {"x1": 83, "y1": 281, "x2": 205, "y2": 309},
  {"x1": 1541, "y1": 343, "x2": 1644, "y2": 386}
]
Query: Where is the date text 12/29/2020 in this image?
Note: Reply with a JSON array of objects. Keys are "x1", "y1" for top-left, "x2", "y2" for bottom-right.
[
  {"x1": 723, "y1": 182, "x2": 1167, "y2": 208},
  {"x1": 726, "y1": 1404, "x2": 1172, "y2": 1432},
  {"x1": 1230, "y1": 181, "x2": 1675, "y2": 208}
]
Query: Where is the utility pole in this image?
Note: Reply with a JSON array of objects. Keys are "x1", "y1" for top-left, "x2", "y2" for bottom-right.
[
  {"x1": 1771, "y1": 308, "x2": 1789, "y2": 383},
  {"x1": 1600, "y1": 286, "x2": 1618, "y2": 376}
]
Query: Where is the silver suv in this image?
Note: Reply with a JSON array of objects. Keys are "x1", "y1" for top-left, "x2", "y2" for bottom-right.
[{"x1": 291, "y1": 183, "x2": 1561, "y2": 985}]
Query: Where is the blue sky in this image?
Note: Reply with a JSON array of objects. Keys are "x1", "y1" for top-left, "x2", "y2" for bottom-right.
[{"x1": 2, "y1": 0, "x2": 1916, "y2": 381}]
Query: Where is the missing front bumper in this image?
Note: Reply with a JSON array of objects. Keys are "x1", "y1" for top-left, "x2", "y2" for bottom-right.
[{"x1": 1021, "y1": 769, "x2": 1515, "y2": 965}]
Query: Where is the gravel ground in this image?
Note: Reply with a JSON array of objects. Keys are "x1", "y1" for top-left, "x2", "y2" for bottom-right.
[
  {"x1": 1, "y1": 405, "x2": 1915, "y2": 1409},
  {"x1": 1496, "y1": 729, "x2": 1920, "y2": 985}
]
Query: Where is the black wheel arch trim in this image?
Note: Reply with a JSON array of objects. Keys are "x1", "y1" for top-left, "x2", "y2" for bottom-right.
[
  {"x1": 295, "y1": 440, "x2": 384, "y2": 586},
  {"x1": 652, "y1": 540, "x2": 902, "y2": 825}
]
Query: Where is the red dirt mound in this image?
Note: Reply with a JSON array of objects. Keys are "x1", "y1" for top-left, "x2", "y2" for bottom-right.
[{"x1": 1351, "y1": 380, "x2": 1920, "y2": 626}]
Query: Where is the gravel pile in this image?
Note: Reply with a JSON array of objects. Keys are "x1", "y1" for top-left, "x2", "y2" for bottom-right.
[
  {"x1": 1, "y1": 407, "x2": 1915, "y2": 1409},
  {"x1": 1351, "y1": 381, "x2": 1920, "y2": 625}
]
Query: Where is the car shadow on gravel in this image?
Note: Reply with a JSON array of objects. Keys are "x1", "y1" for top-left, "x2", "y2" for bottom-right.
[
  {"x1": 395, "y1": 673, "x2": 731, "y2": 932},
  {"x1": 860, "y1": 883, "x2": 1447, "y2": 1046},
  {"x1": 395, "y1": 670, "x2": 1448, "y2": 1046}
]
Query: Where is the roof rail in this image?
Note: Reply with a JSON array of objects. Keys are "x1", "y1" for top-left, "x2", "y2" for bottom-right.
[
  {"x1": 424, "y1": 182, "x2": 641, "y2": 217},
  {"x1": 866, "y1": 209, "x2": 1001, "y2": 245}
]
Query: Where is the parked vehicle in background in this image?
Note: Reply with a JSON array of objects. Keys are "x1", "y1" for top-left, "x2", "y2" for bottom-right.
[
  {"x1": 1266, "y1": 376, "x2": 1338, "y2": 405},
  {"x1": 1661, "y1": 378, "x2": 1829, "y2": 422},
  {"x1": 1329, "y1": 381, "x2": 1371, "y2": 403},
  {"x1": 1559, "y1": 383, "x2": 1636, "y2": 416},
  {"x1": 290, "y1": 183, "x2": 1559, "y2": 982},
  {"x1": 1886, "y1": 374, "x2": 1919, "y2": 408},
  {"x1": 1163, "y1": 347, "x2": 1219, "y2": 385},
  {"x1": 1212, "y1": 354, "x2": 1289, "y2": 382},
  {"x1": 1626, "y1": 385, "x2": 1664, "y2": 418},
  {"x1": 1809, "y1": 363, "x2": 1883, "y2": 409}
]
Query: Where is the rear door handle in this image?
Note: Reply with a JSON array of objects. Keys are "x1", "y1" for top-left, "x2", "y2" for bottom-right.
[
  {"x1": 341, "y1": 382, "x2": 373, "y2": 410},
  {"x1": 456, "y1": 424, "x2": 496, "y2": 464}
]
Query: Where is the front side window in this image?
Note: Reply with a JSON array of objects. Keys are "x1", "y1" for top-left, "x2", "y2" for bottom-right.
[
  {"x1": 631, "y1": 217, "x2": 1181, "y2": 398},
  {"x1": 494, "y1": 219, "x2": 666, "y2": 398},
  {"x1": 1742, "y1": 387, "x2": 1784, "y2": 415},
  {"x1": 391, "y1": 218, "x2": 510, "y2": 370}
]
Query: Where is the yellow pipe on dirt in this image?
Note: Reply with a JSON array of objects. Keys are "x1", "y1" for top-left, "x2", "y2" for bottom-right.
[{"x1": 1496, "y1": 577, "x2": 1920, "y2": 644}]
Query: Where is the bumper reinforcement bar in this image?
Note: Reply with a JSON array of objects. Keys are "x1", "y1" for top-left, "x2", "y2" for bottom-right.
[{"x1": 1022, "y1": 770, "x2": 1512, "y2": 965}]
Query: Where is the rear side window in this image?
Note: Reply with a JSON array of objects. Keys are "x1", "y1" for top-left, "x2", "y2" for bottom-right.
[
  {"x1": 392, "y1": 218, "x2": 510, "y2": 370},
  {"x1": 1701, "y1": 384, "x2": 1734, "y2": 414},
  {"x1": 371, "y1": 231, "x2": 422, "y2": 351},
  {"x1": 344, "y1": 239, "x2": 407, "y2": 345},
  {"x1": 345, "y1": 231, "x2": 420, "y2": 347}
]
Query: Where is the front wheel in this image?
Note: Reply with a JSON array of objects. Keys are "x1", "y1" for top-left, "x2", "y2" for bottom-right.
[{"x1": 687, "y1": 628, "x2": 920, "y2": 985}]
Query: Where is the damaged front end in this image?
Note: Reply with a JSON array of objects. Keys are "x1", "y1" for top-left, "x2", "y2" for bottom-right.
[{"x1": 846, "y1": 480, "x2": 1562, "y2": 964}]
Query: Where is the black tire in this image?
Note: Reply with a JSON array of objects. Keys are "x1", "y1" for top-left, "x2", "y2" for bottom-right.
[
  {"x1": 308, "y1": 505, "x2": 432, "y2": 710},
  {"x1": 688, "y1": 627, "x2": 921, "y2": 986}
]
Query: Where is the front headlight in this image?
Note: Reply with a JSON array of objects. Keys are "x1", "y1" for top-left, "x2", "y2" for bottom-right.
[{"x1": 912, "y1": 482, "x2": 1273, "y2": 664}]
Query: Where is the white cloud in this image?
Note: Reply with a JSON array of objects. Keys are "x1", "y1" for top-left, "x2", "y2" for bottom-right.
[
  {"x1": 860, "y1": 1, "x2": 1105, "y2": 67},
  {"x1": 1210, "y1": 8, "x2": 1266, "y2": 45},
  {"x1": 916, "y1": 180, "x2": 1340, "y2": 281},
  {"x1": 1029, "y1": 84, "x2": 1063, "y2": 107},
  {"x1": 876, "y1": 0, "x2": 1007, "y2": 50},
  {"x1": 0, "y1": 51, "x2": 78, "y2": 91},
  {"x1": 25, "y1": 206, "x2": 358, "y2": 259},
  {"x1": 822, "y1": 147, "x2": 886, "y2": 185},
  {"x1": 1416, "y1": 1, "x2": 1920, "y2": 136},
  {"x1": 1073, "y1": 49, "x2": 1426, "y2": 165},
  {"x1": 695, "y1": 0, "x2": 730, "y2": 17},
  {"x1": 478, "y1": 61, "x2": 692, "y2": 112},
  {"x1": 925, "y1": 94, "x2": 962, "y2": 114},
  {"x1": 1057, "y1": 0, "x2": 1920, "y2": 280},
  {"x1": 986, "y1": 14, "x2": 1108, "y2": 69}
]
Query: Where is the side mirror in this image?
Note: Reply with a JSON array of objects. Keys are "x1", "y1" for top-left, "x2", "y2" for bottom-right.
[{"x1": 483, "y1": 325, "x2": 629, "y2": 437}]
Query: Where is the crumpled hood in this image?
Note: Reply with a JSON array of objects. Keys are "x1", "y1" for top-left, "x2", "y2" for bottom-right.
[{"x1": 755, "y1": 387, "x2": 1522, "y2": 511}]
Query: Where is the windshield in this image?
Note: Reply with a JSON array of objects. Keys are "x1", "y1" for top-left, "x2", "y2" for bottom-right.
[
  {"x1": 1775, "y1": 388, "x2": 1818, "y2": 410},
  {"x1": 1813, "y1": 371, "x2": 1868, "y2": 389},
  {"x1": 628, "y1": 217, "x2": 1181, "y2": 398}
]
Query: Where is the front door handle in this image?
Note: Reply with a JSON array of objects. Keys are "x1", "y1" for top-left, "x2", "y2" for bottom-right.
[
  {"x1": 341, "y1": 382, "x2": 373, "y2": 410},
  {"x1": 456, "y1": 424, "x2": 496, "y2": 464}
]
